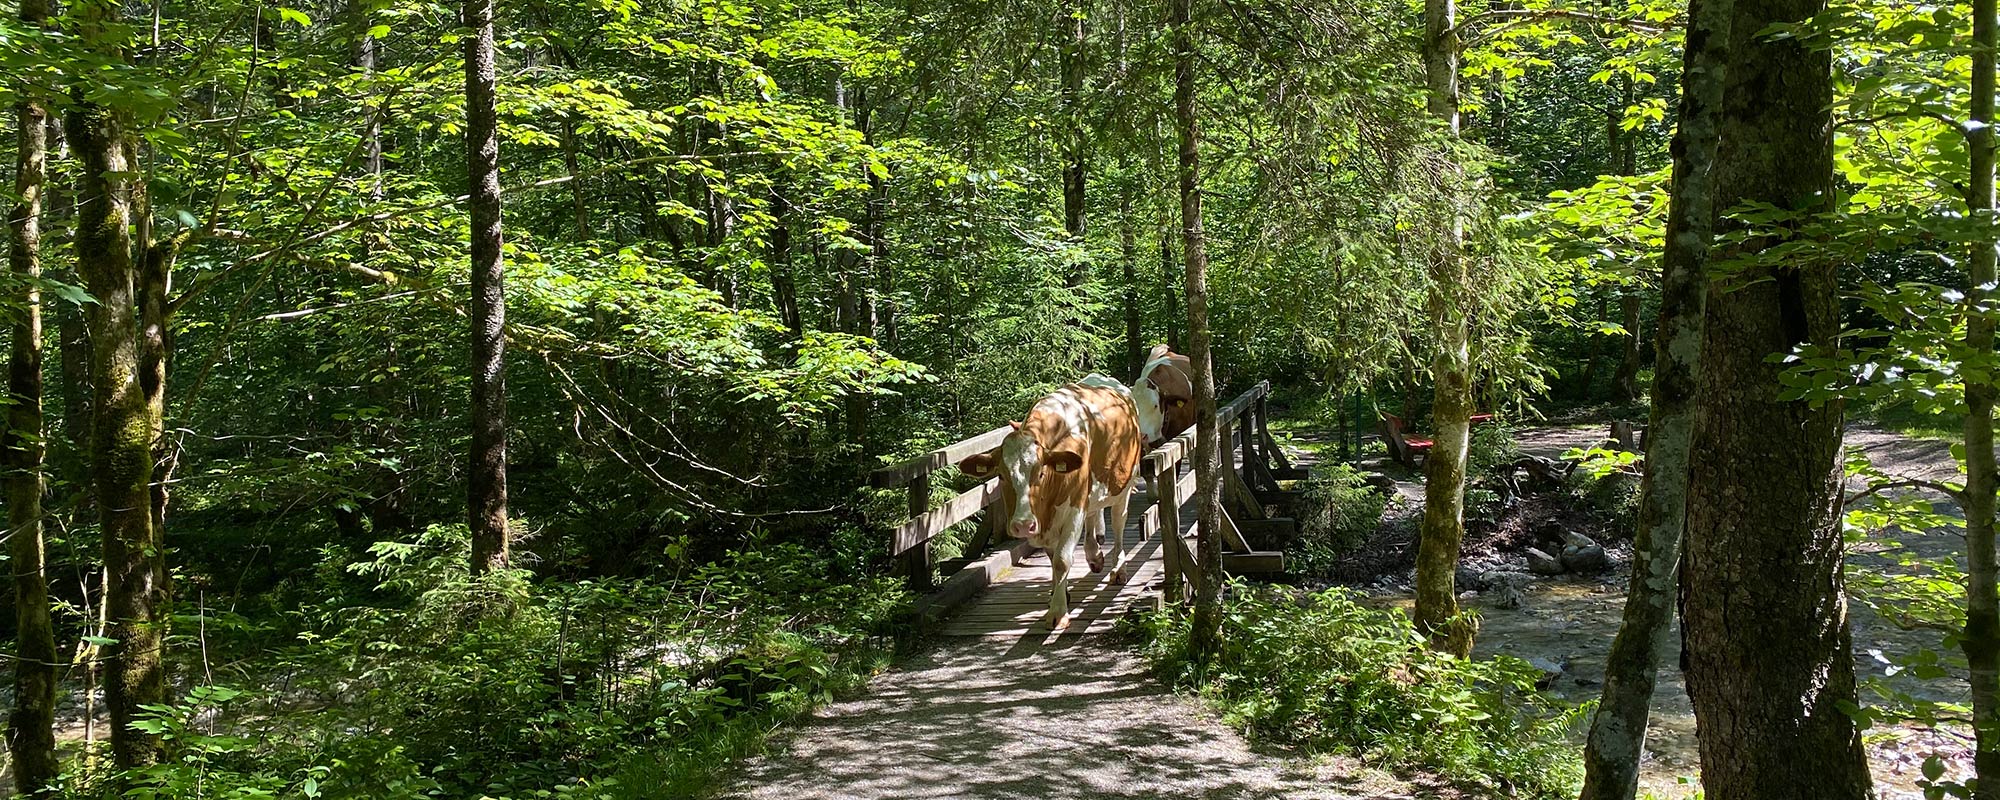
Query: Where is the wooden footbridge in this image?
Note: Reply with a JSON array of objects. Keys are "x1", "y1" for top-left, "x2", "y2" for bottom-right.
[{"x1": 871, "y1": 382, "x2": 1306, "y2": 638}]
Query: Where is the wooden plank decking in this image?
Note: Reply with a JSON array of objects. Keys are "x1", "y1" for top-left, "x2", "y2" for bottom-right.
[{"x1": 939, "y1": 505, "x2": 1174, "y2": 638}]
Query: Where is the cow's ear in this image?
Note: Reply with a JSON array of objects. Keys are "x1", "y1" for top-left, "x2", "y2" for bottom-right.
[
  {"x1": 958, "y1": 452, "x2": 999, "y2": 478},
  {"x1": 1046, "y1": 451, "x2": 1084, "y2": 474}
]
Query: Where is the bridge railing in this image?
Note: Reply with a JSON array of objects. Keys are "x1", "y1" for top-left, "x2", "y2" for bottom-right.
[{"x1": 871, "y1": 380, "x2": 1287, "y2": 609}]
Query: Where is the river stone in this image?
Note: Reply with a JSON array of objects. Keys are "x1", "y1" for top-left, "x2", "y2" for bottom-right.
[
  {"x1": 1562, "y1": 543, "x2": 1613, "y2": 574},
  {"x1": 1481, "y1": 570, "x2": 1534, "y2": 609},
  {"x1": 1526, "y1": 547, "x2": 1565, "y2": 576},
  {"x1": 1559, "y1": 530, "x2": 1598, "y2": 550},
  {"x1": 1457, "y1": 567, "x2": 1486, "y2": 590}
]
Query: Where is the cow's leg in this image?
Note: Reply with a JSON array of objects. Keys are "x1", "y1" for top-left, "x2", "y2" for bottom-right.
[
  {"x1": 1045, "y1": 508, "x2": 1083, "y2": 631},
  {"x1": 1107, "y1": 486, "x2": 1134, "y2": 585},
  {"x1": 1083, "y1": 505, "x2": 1106, "y2": 574}
]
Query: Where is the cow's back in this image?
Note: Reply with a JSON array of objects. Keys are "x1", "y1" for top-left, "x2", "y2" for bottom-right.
[
  {"x1": 1140, "y1": 350, "x2": 1197, "y2": 440},
  {"x1": 1072, "y1": 378, "x2": 1142, "y2": 495}
]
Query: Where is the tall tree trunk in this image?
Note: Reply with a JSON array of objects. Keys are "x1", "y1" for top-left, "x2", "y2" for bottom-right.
[
  {"x1": 1159, "y1": 214, "x2": 1181, "y2": 350},
  {"x1": 70, "y1": 84, "x2": 165, "y2": 775},
  {"x1": 1610, "y1": 289, "x2": 1643, "y2": 402},
  {"x1": 563, "y1": 119, "x2": 587, "y2": 238},
  {"x1": 354, "y1": 0, "x2": 382, "y2": 202},
  {"x1": 1679, "y1": 0, "x2": 1870, "y2": 794},
  {"x1": 1576, "y1": 0, "x2": 1732, "y2": 793},
  {"x1": 1414, "y1": 0, "x2": 1475, "y2": 657},
  {"x1": 1577, "y1": 291, "x2": 1609, "y2": 397},
  {"x1": 1061, "y1": 0, "x2": 1087, "y2": 273},
  {"x1": 770, "y1": 183, "x2": 802, "y2": 339},
  {"x1": 128, "y1": 137, "x2": 176, "y2": 568},
  {"x1": 464, "y1": 0, "x2": 509, "y2": 574},
  {"x1": 1122, "y1": 189, "x2": 1143, "y2": 378},
  {"x1": 1170, "y1": 0, "x2": 1224, "y2": 659},
  {"x1": 6, "y1": 0, "x2": 58, "y2": 786},
  {"x1": 1962, "y1": 0, "x2": 2000, "y2": 792}
]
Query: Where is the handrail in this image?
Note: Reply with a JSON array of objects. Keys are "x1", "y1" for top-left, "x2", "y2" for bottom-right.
[{"x1": 871, "y1": 425, "x2": 1012, "y2": 489}]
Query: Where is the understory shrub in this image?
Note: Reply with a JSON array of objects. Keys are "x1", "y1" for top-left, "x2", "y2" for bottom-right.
[
  {"x1": 62, "y1": 524, "x2": 911, "y2": 800},
  {"x1": 1564, "y1": 447, "x2": 1643, "y2": 534},
  {"x1": 1290, "y1": 464, "x2": 1388, "y2": 576},
  {"x1": 1468, "y1": 421, "x2": 1523, "y2": 476},
  {"x1": 1128, "y1": 583, "x2": 1587, "y2": 798}
]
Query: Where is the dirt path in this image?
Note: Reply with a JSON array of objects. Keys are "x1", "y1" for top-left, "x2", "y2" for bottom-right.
[{"x1": 718, "y1": 635, "x2": 1442, "y2": 800}]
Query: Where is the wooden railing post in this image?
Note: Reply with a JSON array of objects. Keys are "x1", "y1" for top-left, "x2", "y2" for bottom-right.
[
  {"x1": 903, "y1": 473, "x2": 934, "y2": 592},
  {"x1": 1154, "y1": 461, "x2": 1184, "y2": 605},
  {"x1": 1237, "y1": 410, "x2": 1254, "y2": 481},
  {"x1": 1252, "y1": 392, "x2": 1269, "y2": 466}
]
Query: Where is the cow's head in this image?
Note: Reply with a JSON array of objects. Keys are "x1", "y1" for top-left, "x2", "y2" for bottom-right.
[
  {"x1": 1133, "y1": 348, "x2": 1195, "y2": 445},
  {"x1": 958, "y1": 421, "x2": 1084, "y2": 542}
]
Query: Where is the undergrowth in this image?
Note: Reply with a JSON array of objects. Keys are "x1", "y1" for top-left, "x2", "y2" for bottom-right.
[
  {"x1": 1290, "y1": 463, "x2": 1388, "y2": 576},
  {"x1": 53, "y1": 524, "x2": 911, "y2": 799},
  {"x1": 1127, "y1": 583, "x2": 1588, "y2": 798}
]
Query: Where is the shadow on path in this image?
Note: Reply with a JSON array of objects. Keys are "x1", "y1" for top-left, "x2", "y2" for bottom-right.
[{"x1": 718, "y1": 635, "x2": 1446, "y2": 799}]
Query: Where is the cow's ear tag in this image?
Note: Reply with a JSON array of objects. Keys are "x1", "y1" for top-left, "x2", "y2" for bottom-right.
[
  {"x1": 1047, "y1": 452, "x2": 1084, "y2": 474},
  {"x1": 1172, "y1": 399, "x2": 1188, "y2": 408},
  {"x1": 958, "y1": 452, "x2": 999, "y2": 477}
]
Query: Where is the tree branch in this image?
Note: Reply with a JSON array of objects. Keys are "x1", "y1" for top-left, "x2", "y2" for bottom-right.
[
  {"x1": 1450, "y1": 9, "x2": 1672, "y2": 42},
  {"x1": 1845, "y1": 477, "x2": 1967, "y2": 506}
]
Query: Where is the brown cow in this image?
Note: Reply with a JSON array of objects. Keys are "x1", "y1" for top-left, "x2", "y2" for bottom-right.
[
  {"x1": 958, "y1": 374, "x2": 1145, "y2": 629},
  {"x1": 1132, "y1": 344, "x2": 1195, "y2": 445}
]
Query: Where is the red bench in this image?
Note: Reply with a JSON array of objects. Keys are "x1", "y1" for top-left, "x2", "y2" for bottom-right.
[
  {"x1": 1382, "y1": 414, "x2": 1432, "y2": 468},
  {"x1": 1381, "y1": 413, "x2": 1495, "y2": 468}
]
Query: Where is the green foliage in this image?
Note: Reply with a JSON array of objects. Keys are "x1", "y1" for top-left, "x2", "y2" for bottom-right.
[
  {"x1": 1562, "y1": 446, "x2": 1643, "y2": 530},
  {"x1": 61, "y1": 526, "x2": 911, "y2": 799},
  {"x1": 1128, "y1": 584, "x2": 1588, "y2": 798},
  {"x1": 1288, "y1": 464, "x2": 1388, "y2": 577},
  {"x1": 1467, "y1": 421, "x2": 1523, "y2": 476}
]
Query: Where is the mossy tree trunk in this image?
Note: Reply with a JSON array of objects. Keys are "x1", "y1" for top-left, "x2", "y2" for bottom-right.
[
  {"x1": 6, "y1": 0, "x2": 58, "y2": 788},
  {"x1": 1576, "y1": 0, "x2": 1732, "y2": 795},
  {"x1": 1171, "y1": 0, "x2": 1225, "y2": 660},
  {"x1": 1413, "y1": 0, "x2": 1475, "y2": 658},
  {"x1": 70, "y1": 89, "x2": 166, "y2": 775}
]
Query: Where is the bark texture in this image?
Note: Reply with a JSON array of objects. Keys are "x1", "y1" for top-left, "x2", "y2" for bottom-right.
[
  {"x1": 1414, "y1": 0, "x2": 1475, "y2": 657},
  {"x1": 6, "y1": 0, "x2": 58, "y2": 787},
  {"x1": 465, "y1": 0, "x2": 510, "y2": 574},
  {"x1": 71, "y1": 91, "x2": 165, "y2": 774},
  {"x1": 1610, "y1": 290, "x2": 1643, "y2": 403},
  {"x1": 1679, "y1": 0, "x2": 1871, "y2": 794},
  {"x1": 1576, "y1": 0, "x2": 1732, "y2": 794},
  {"x1": 1122, "y1": 191, "x2": 1143, "y2": 378},
  {"x1": 1963, "y1": 0, "x2": 2000, "y2": 793},
  {"x1": 1061, "y1": 0, "x2": 1087, "y2": 259},
  {"x1": 1170, "y1": 0, "x2": 1225, "y2": 659}
]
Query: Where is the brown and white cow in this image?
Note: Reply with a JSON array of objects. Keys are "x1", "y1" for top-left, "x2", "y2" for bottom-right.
[
  {"x1": 958, "y1": 374, "x2": 1145, "y2": 630},
  {"x1": 1131, "y1": 345, "x2": 1195, "y2": 445}
]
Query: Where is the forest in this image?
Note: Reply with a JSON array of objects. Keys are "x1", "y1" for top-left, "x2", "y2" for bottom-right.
[{"x1": 0, "y1": 0, "x2": 1992, "y2": 797}]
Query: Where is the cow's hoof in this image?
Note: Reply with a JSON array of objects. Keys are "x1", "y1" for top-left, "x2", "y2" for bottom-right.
[
  {"x1": 1047, "y1": 614, "x2": 1071, "y2": 632},
  {"x1": 1088, "y1": 560, "x2": 1105, "y2": 574},
  {"x1": 1110, "y1": 568, "x2": 1128, "y2": 586}
]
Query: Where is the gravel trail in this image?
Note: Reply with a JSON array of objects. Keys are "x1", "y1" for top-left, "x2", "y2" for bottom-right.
[{"x1": 719, "y1": 635, "x2": 1445, "y2": 800}]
